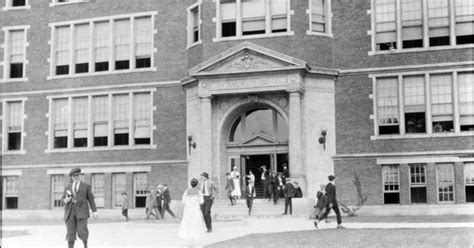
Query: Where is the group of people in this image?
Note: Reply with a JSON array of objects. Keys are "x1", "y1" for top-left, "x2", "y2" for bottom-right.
[
  {"x1": 142, "y1": 184, "x2": 177, "y2": 220},
  {"x1": 61, "y1": 166, "x2": 343, "y2": 247}
]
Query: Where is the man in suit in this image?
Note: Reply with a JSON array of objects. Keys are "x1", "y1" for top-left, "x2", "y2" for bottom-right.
[
  {"x1": 267, "y1": 171, "x2": 276, "y2": 202},
  {"x1": 225, "y1": 172, "x2": 235, "y2": 205},
  {"x1": 282, "y1": 163, "x2": 289, "y2": 178},
  {"x1": 259, "y1": 165, "x2": 270, "y2": 199},
  {"x1": 244, "y1": 178, "x2": 256, "y2": 216},
  {"x1": 62, "y1": 167, "x2": 98, "y2": 248},
  {"x1": 282, "y1": 177, "x2": 295, "y2": 215},
  {"x1": 200, "y1": 172, "x2": 215, "y2": 232},
  {"x1": 161, "y1": 184, "x2": 176, "y2": 219},
  {"x1": 314, "y1": 175, "x2": 344, "y2": 229},
  {"x1": 156, "y1": 184, "x2": 163, "y2": 218}
]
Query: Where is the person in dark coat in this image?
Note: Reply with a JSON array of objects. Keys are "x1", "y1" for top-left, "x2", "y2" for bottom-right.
[
  {"x1": 314, "y1": 175, "x2": 344, "y2": 229},
  {"x1": 156, "y1": 185, "x2": 163, "y2": 218},
  {"x1": 282, "y1": 163, "x2": 289, "y2": 178},
  {"x1": 244, "y1": 178, "x2": 256, "y2": 216},
  {"x1": 267, "y1": 171, "x2": 276, "y2": 202},
  {"x1": 200, "y1": 172, "x2": 215, "y2": 232},
  {"x1": 282, "y1": 178, "x2": 295, "y2": 215},
  {"x1": 259, "y1": 166, "x2": 270, "y2": 199},
  {"x1": 293, "y1": 181, "x2": 303, "y2": 198},
  {"x1": 274, "y1": 172, "x2": 285, "y2": 204},
  {"x1": 225, "y1": 172, "x2": 235, "y2": 205},
  {"x1": 161, "y1": 184, "x2": 177, "y2": 219},
  {"x1": 313, "y1": 183, "x2": 328, "y2": 221},
  {"x1": 62, "y1": 167, "x2": 98, "y2": 248}
]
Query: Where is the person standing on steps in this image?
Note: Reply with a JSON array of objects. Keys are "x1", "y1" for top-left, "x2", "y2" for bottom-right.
[
  {"x1": 244, "y1": 178, "x2": 256, "y2": 216},
  {"x1": 225, "y1": 172, "x2": 235, "y2": 205},
  {"x1": 282, "y1": 177, "x2": 295, "y2": 215}
]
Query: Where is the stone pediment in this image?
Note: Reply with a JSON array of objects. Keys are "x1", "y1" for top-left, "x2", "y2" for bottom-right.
[
  {"x1": 189, "y1": 42, "x2": 307, "y2": 76},
  {"x1": 240, "y1": 134, "x2": 278, "y2": 146}
]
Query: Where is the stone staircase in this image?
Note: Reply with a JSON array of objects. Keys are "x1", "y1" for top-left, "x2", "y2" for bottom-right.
[{"x1": 212, "y1": 198, "x2": 312, "y2": 221}]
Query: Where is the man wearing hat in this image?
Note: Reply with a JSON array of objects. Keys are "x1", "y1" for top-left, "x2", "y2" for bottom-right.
[
  {"x1": 62, "y1": 167, "x2": 98, "y2": 248},
  {"x1": 200, "y1": 172, "x2": 215, "y2": 232},
  {"x1": 314, "y1": 175, "x2": 343, "y2": 229}
]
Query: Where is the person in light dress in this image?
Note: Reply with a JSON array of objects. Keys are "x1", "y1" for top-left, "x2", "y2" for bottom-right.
[
  {"x1": 230, "y1": 166, "x2": 241, "y2": 202},
  {"x1": 178, "y1": 178, "x2": 206, "y2": 245}
]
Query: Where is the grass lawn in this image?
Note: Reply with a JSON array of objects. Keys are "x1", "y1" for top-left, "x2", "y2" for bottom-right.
[{"x1": 207, "y1": 228, "x2": 474, "y2": 248}]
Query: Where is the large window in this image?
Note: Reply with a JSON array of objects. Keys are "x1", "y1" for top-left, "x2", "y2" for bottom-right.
[
  {"x1": 51, "y1": 174, "x2": 65, "y2": 208},
  {"x1": 216, "y1": 0, "x2": 291, "y2": 39},
  {"x1": 309, "y1": 0, "x2": 332, "y2": 35},
  {"x1": 3, "y1": 176, "x2": 19, "y2": 209},
  {"x1": 382, "y1": 165, "x2": 400, "y2": 204},
  {"x1": 374, "y1": 71, "x2": 473, "y2": 137},
  {"x1": 437, "y1": 163, "x2": 454, "y2": 203},
  {"x1": 133, "y1": 172, "x2": 147, "y2": 208},
  {"x1": 409, "y1": 163, "x2": 427, "y2": 203},
  {"x1": 112, "y1": 173, "x2": 126, "y2": 208},
  {"x1": 187, "y1": 2, "x2": 201, "y2": 46},
  {"x1": 371, "y1": 0, "x2": 474, "y2": 53},
  {"x1": 465, "y1": 163, "x2": 474, "y2": 202},
  {"x1": 2, "y1": 100, "x2": 25, "y2": 153},
  {"x1": 50, "y1": 12, "x2": 156, "y2": 77},
  {"x1": 48, "y1": 91, "x2": 154, "y2": 151},
  {"x1": 2, "y1": 27, "x2": 28, "y2": 81},
  {"x1": 91, "y1": 174, "x2": 105, "y2": 208}
]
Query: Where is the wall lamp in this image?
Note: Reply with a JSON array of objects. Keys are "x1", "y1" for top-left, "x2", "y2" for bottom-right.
[
  {"x1": 318, "y1": 129, "x2": 327, "y2": 150},
  {"x1": 187, "y1": 135, "x2": 197, "y2": 154}
]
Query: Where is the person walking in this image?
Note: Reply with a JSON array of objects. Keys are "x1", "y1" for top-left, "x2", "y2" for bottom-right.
[
  {"x1": 200, "y1": 172, "x2": 215, "y2": 233},
  {"x1": 244, "y1": 178, "x2": 256, "y2": 216},
  {"x1": 225, "y1": 172, "x2": 235, "y2": 205},
  {"x1": 313, "y1": 184, "x2": 328, "y2": 222},
  {"x1": 156, "y1": 185, "x2": 164, "y2": 218},
  {"x1": 62, "y1": 167, "x2": 98, "y2": 248},
  {"x1": 282, "y1": 178, "x2": 295, "y2": 215},
  {"x1": 177, "y1": 178, "x2": 206, "y2": 245},
  {"x1": 145, "y1": 186, "x2": 160, "y2": 220},
  {"x1": 121, "y1": 192, "x2": 129, "y2": 221},
  {"x1": 314, "y1": 175, "x2": 344, "y2": 229},
  {"x1": 161, "y1": 184, "x2": 177, "y2": 219}
]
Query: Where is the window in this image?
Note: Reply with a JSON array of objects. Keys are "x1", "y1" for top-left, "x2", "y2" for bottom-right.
[
  {"x1": 92, "y1": 96, "x2": 108, "y2": 146},
  {"x1": 73, "y1": 97, "x2": 88, "y2": 147},
  {"x1": 403, "y1": 76, "x2": 426, "y2": 133},
  {"x1": 48, "y1": 91, "x2": 154, "y2": 151},
  {"x1": 401, "y1": 0, "x2": 423, "y2": 48},
  {"x1": 50, "y1": 12, "x2": 156, "y2": 77},
  {"x1": 53, "y1": 99, "x2": 69, "y2": 148},
  {"x1": 91, "y1": 174, "x2": 105, "y2": 208},
  {"x1": 455, "y1": 0, "x2": 474, "y2": 44},
  {"x1": 133, "y1": 172, "x2": 147, "y2": 208},
  {"x1": 431, "y1": 74, "x2": 453, "y2": 133},
  {"x1": 3, "y1": 176, "x2": 19, "y2": 209},
  {"x1": 437, "y1": 163, "x2": 454, "y2": 203},
  {"x1": 458, "y1": 73, "x2": 474, "y2": 131},
  {"x1": 4, "y1": 0, "x2": 30, "y2": 10},
  {"x1": 229, "y1": 107, "x2": 288, "y2": 142},
  {"x1": 382, "y1": 165, "x2": 400, "y2": 204},
  {"x1": 2, "y1": 101, "x2": 25, "y2": 152},
  {"x1": 51, "y1": 174, "x2": 64, "y2": 208},
  {"x1": 377, "y1": 77, "x2": 399, "y2": 135},
  {"x1": 309, "y1": 0, "x2": 331, "y2": 35},
  {"x1": 465, "y1": 162, "x2": 474, "y2": 202},
  {"x1": 217, "y1": 0, "x2": 291, "y2": 39},
  {"x1": 187, "y1": 3, "x2": 201, "y2": 46},
  {"x1": 374, "y1": 0, "x2": 397, "y2": 50},
  {"x1": 409, "y1": 164, "x2": 427, "y2": 203},
  {"x1": 112, "y1": 173, "x2": 126, "y2": 208},
  {"x1": 371, "y1": 0, "x2": 474, "y2": 53},
  {"x1": 2, "y1": 27, "x2": 28, "y2": 81}
]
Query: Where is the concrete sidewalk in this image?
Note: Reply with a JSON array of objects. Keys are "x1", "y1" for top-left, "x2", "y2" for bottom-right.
[{"x1": 2, "y1": 217, "x2": 474, "y2": 248}]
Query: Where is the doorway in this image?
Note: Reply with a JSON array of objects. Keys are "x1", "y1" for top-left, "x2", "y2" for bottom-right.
[{"x1": 243, "y1": 155, "x2": 271, "y2": 198}]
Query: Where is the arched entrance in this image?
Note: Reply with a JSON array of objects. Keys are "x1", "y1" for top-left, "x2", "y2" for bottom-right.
[{"x1": 224, "y1": 102, "x2": 289, "y2": 198}]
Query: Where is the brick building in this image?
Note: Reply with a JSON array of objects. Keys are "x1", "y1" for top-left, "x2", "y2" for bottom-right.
[{"x1": 0, "y1": 0, "x2": 472, "y2": 211}]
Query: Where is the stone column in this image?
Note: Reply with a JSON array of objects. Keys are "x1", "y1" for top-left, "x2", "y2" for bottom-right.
[
  {"x1": 288, "y1": 90, "x2": 305, "y2": 185},
  {"x1": 200, "y1": 95, "x2": 213, "y2": 176}
]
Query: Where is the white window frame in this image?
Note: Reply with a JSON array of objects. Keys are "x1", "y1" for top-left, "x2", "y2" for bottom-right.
[
  {"x1": 409, "y1": 163, "x2": 427, "y2": 187},
  {"x1": 3, "y1": 176, "x2": 19, "y2": 209},
  {"x1": 45, "y1": 89, "x2": 156, "y2": 153},
  {"x1": 370, "y1": 68, "x2": 474, "y2": 140},
  {"x1": 464, "y1": 162, "x2": 474, "y2": 186},
  {"x1": 369, "y1": 0, "x2": 474, "y2": 55},
  {"x1": 3, "y1": 0, "x2": 31, "y2": 11},
  {"x1": 382, "y1": 164, "x2": 400, "y2": 193},
  {"x1": 1, "y1": 25, "x2": 30, "y2": 83},
  {"x1": 91, "y1": 173, "x2": 105, "y2": 208},
  {"x1": 307, "y1": 0, "x2": 333, "y2": 37},
  {"x1": 50, "y1": 0, "x2": 89, "y2": 7},
  {"x1": 112, "y1": 173, "x2": 126, "y2": 208},
  {"x1": 436, "y1": 163, "x2": 455, "y2": 203},
  {"x1": 1, "y1": 98, "x2": 27, "y2": 155},
  {"x1": 51, "y1": 174, "x2": 65, "y2": 208},
  {"x1": 187, "y1": 1, "x2": 202, "y2": 48},
  {"x1": 48, "y1": 12, "x2": 157, "y2": 79},
  {"x1": 133, "y1": 172, "x2": 148, "y2": 208},
  {"x1": 214, "y1": 0, "x2": 294, "y2": 42}
]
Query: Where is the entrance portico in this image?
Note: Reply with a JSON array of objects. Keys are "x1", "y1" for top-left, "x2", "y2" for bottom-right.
[{"x1": 182, "y1": 42, "x2": 338, "y2": 198}]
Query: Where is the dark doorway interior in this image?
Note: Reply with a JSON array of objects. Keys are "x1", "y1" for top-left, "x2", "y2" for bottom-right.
[
  {"x1": 276, "y1": 153, "x2": 289, "y2": 175},
  {"x1": 244, "y1": 155, "x2": 271, "y2": 198}
]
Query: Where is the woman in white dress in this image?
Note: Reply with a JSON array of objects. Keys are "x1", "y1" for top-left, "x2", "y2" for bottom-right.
[
  {"x1": 230, "y1": 166, "x2": 241, "y2": 201},
  {"x1": 178, "y1": 178, "x2": 206, "y2": 244}
]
